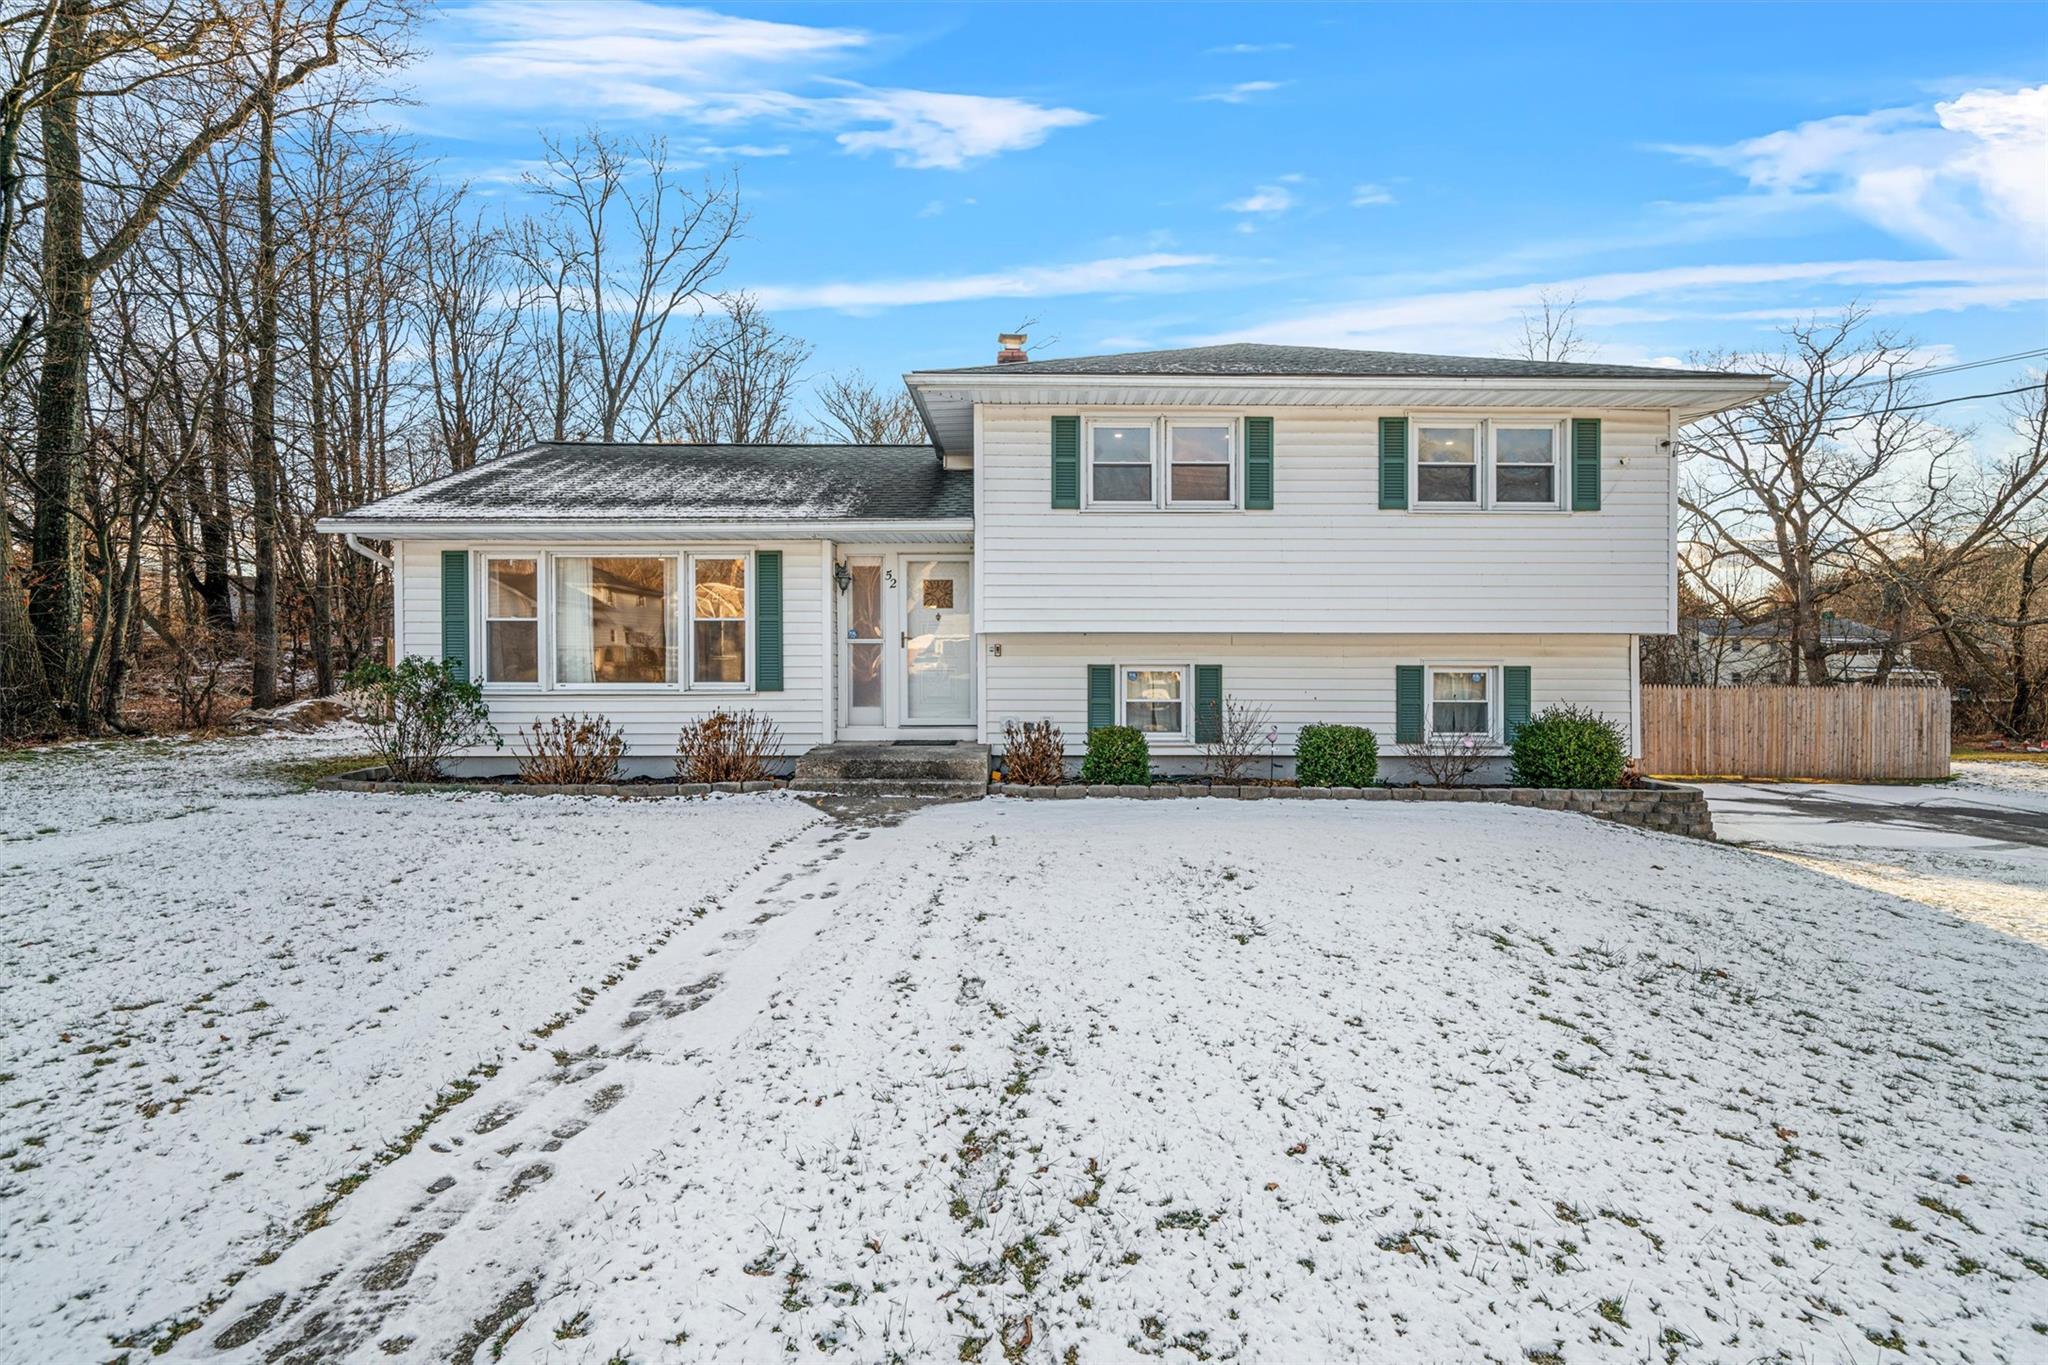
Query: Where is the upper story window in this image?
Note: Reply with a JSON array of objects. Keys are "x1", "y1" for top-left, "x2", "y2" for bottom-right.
[
  {"x1": 1415, "y1": 424, "x2": 1480, "y2": 507},
  {"x1": 1085, "y1": 416, "x2": 1237, "y2": 510},
  {"x1": 1414, "y1": 418, "x2": 1566, "y2": 511},
  {"x1": 1167, "y1": 420, "x2": 1233, "y2": 505},
  {"x1": 1090, "y1": 422, "x2": 1154, "y2": 502}
]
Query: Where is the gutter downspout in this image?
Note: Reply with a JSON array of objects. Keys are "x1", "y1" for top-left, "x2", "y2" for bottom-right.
[{"x1": 343, "y1": 531, "x2": 391, "y2": 569}]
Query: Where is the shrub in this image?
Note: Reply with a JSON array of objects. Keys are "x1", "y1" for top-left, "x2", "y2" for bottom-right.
[
  {"x1": 675, "y1": 708, "x2": 780, "y2": 784},
  {"x1": 1000, "y1": 718, "x2": 1066, "y2": 786},
  {"x1": 1510, "y1": 704, "x2": 1628, "y2": 789},
  {"x1": 344, "y1": 656, "x2": 497, "y2": 782},
  {"x1": 1201, "y1": 694, "x2": 1273, "y2": 783},
  {"x1": 1080, "y1": 725, "x2": 1150, "y2": 785},
  {"x1": 1408, "y1": 730, "x2": 1487, "y2": 787},
  {"x1": 517, "y1": 714, "x2": 627, "y2": 785},
  {"x1": 1295, "y1": 723, "x2": 1378, "y2": 787}
]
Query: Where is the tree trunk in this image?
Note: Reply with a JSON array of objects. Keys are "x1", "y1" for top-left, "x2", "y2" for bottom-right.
[
  {"x1": 2010, "y1": 538, "x2": 2046, "y2": 737},
  {"x1": 28, "y1": 0, "x2": 89, "y2": 720},
  {"x1": 248, "y1": 71, "x2": 280, "y2": 708}
]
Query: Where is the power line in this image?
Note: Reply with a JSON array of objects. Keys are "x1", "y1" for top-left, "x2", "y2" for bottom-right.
[
  {"x1": 1890, "y1": 381, "x2": 2044, "y2": 413},
  {"x1": 1832, "y1": 347, "x2": 2048, "y2": 392}
]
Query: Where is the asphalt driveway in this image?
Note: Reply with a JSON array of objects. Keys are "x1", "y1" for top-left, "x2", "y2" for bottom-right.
[{"x1": 1700, "y1": 762, "x2": 2048, "y2": 946}]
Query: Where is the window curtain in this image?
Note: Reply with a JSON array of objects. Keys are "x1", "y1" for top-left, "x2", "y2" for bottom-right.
[{"x1": 554, "y1": 556, "x2": 596, "y2": 684}]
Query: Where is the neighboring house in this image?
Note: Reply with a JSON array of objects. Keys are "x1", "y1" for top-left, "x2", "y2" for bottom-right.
[
  {"x1": 320, "y1": 340, "x2": 1775, "y2": 777},
  {"x1": 1681, "y1": 615, "x2": 1941, "y2": 686}
]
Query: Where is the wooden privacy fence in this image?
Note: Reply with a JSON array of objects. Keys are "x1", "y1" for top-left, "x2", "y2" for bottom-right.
[{"x1": 1641, "y1": 684, "x2": 1951, "y2": 781}]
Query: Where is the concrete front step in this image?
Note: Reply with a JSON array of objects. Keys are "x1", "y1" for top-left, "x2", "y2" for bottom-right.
[
  {"x1": 788, "y1": 777, "x2": 989, "y2": 799},
  {"x1": 793, "y1": 741, "x2": 991, "y2": 789}
]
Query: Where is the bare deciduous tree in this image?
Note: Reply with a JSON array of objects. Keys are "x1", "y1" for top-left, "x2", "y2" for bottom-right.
[{"x1": 815, "y1": 369, "x2": 927, "y2": 444}]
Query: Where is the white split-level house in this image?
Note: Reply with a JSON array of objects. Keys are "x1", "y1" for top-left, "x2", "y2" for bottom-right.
[{"x1": 321, "y1": 342, "x2": 1775, "y2": 779}]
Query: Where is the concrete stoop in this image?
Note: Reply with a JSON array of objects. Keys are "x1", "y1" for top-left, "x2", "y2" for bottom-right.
[{"x1": 791, "y1": 741, "x2": 991, "y2": 797}]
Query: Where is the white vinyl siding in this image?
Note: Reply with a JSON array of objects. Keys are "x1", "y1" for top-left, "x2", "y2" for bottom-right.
[
  {"x1": 396, "y1": 539, "x2": 827, "y2": 756},
  {"x1": 976, "y1": 406, "x2": 1675, "y2": 634},
  {"x1": 983, "y1": 632, "x2": 1634, "y2": 756}
]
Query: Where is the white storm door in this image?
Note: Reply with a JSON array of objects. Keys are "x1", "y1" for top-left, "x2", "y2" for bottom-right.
[
  {"x1": 902, "y1": 558, "x2": 972, "y2": 725},
  {"x1": 842, "y1": 558, "x2": 885, "y2": 728}
]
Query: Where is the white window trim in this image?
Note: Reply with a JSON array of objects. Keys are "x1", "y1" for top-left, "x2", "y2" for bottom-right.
[
  {"x1": 478, "y1": 554, "x2": 542, "y2": 690},
  {"x1": 1491, "y1": 420, "x2": 1566, "y2": 510},
  {"x1": 1164, "y1": 417, "x2": 1237, "y2": 509},
  {"x1": 1081, "y1": 415, "x2": 1244, "y2": 512},
  {"x1": 1117, "y1": 661, "x2": 1193, "y2": 741},
  {"x1": 1082, "y1": 416, "x2": 1158, "y2": 510},
  {"x1": 1410, "y1": 419, "x2": 1483, "y2": 511},
  {"x1": 1408, "y1": 416, "x2": 1571, "y2": 513},
  {"x1": 687, "y1": 549, "x2": 754, "y2": 692},
  {"x1": 472, "y1": 548, "x2": 762, "y2": 695},
  {"x1": 1424, "y1": 662, "x2": 1500, "y2": 743}
]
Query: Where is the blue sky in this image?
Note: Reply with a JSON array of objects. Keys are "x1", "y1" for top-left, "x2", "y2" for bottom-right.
[{"x1": 402, "y1": 1, "x2": 2046, "y2": 417}]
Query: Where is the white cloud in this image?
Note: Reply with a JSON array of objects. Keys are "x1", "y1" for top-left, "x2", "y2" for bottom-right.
[
  {"x1": 1350, "y1": 182, "x2": 1395, "y2": 207},
  {"x1": 749, "y1": 253, "x2": 1221, "y2": 312},
  {"x1": 828, "y1": 86, "x2": 1096, "y2": 169},
  {"x1": 1663, "y1": 83, "x2": 2048, "y2": 259},
  {"x1": 1201, "y1": 259, "x2": 2042, "y2": 354},
  {"x1": 1196, "y1": 80, "x2": 1284, "y2": 104},
  {"x1": 1206, "y1": 42, "x2": 1292, "y2": 54},
  {"x1": 419, "y1": 1, "x2": 1093, "y2": 169},
  {"x1": 1226, "y1": 183, "x2": 1297, "y2": 215}
]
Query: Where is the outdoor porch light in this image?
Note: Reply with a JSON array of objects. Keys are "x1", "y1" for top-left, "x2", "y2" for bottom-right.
[{"x1": 833, "y1": 559, "x2": 852, "y2": 593}]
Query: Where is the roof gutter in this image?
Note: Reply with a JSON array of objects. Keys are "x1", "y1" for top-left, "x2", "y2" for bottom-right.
[{"x1": 314, "y1": 516, "x2": 975, "y2": 540}]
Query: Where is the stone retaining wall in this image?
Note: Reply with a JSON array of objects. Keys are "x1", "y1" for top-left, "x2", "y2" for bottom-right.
[
  {"x1": 986, "y1": 778, "x2": 1715, "y2": 839},
  {"x1": 313, "y1": 767, "x2": 788, "y2": 798}
]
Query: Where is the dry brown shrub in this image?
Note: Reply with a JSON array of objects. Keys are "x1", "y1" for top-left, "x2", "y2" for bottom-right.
[
  {"x1": 1000, "y1": 718, "x2": 1066, "y2": 785},
  {"x1": 675, "y1": 709, "x2": 780, "y2": 784},
  {"x1": 517, "y1": 714, "x2": 627, "y2": 784}
]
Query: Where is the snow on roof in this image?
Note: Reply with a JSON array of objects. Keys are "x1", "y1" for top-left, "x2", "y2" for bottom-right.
[{"x1": 333, "y1": 442, "x2": 972, "y2": 524}]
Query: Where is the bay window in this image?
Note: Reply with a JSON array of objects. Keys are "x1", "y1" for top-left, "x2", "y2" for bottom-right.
[
  {"x1": 553, "y1": 555, "x2": 677, "y2": 685},
  {"x1": 1429, "y1": 667, "x2": 1493, "y2": 737},
  {"x1": 483, "y1": 557, "x2": 539, "y2": 683},
  {"x1": 1123, "y1": 666, "x2": 1187, "y2": 736}
]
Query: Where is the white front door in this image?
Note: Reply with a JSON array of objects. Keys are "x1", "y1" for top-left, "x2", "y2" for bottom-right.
[{"x1": 903, "y1": 557, "x2": 973, "y2": 725}]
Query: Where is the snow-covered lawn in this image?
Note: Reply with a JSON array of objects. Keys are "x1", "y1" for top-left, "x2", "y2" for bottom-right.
[
  {"x1": 0, "y1": 732, "x2": 820, "y2": 1356},
  {"x1": 168, "y1": 793, "x2": 2048, "y2": 1364}
]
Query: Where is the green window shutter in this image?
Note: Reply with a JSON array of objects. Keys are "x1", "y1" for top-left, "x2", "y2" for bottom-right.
[
  {"x1": 1087, "y1": 664, "x2": 1115, "y2": 733},
  {"x1": 754, "y1": 550, "x2": 784, "y2": 691},
  {"x1": 1503, "y1": 665, "x2": 1531, "y2": 743},
  {"x1": 1571, "y1": 418, "x2": 1602, "y2": 511},
  {"x1": 440, "y1": 550, "x2": 470, "y2": 683},
  {"x1": 1243, "y1": 417, "x2": 1274, "y2": 510},
  {"x1": 1394, "y1": 664, "x2": 1424, "y2": 744},
  {"x1": 1378, "y1": 417, "x2": 1409, "y2": 510},
  {"x1": 1051, "y1": 415, "x2": 1081, "y2": 509},
  {"x1": 1194, "y1": 665, "x2": 1224, "y2": 743}
]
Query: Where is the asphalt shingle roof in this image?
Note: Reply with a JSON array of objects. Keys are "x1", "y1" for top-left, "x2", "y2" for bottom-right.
[
  {"x1": 924, "y1": 342, "x2": 1755, "y2": 382},
  {"x1": 337, "y1": 443, "x2": 970, "y2": 524}
]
